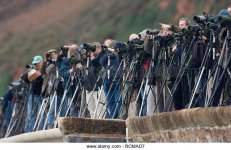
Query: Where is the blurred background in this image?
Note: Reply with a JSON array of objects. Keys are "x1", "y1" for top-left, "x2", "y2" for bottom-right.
[{"x1": 0, "y1": 0, "x2": 230, "y2": 95}]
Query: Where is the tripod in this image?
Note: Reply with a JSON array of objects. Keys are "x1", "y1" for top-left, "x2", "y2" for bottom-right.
[
  {"x1": 65, "y1": 70, "x2": 84, "y2": 117},
  {"x1": 164, "y1": 35, "x2": 196, "y2": 111},
  {"x1": 52, "y1": 75, "x2": 72, "y2": 128},
  {"x1": 79, "y1": 66, "x2": 105, "y2": 117},
  {"x1": 207, "y1": 28, "x2": 231, "y2": 106},
  {"x1": 187, "y1": 30, "x2": 216, "y2": 108}
]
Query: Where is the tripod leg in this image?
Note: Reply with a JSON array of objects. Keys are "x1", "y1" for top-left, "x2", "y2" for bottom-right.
[
  {"x1": 93, "y1": 86, "x2": 104, "y2": 118},
  {"x1": 43, "y1": 92, "x2": 56, "y2": 129},
  {"x1": 33, "y1": 98, "x2": 46, "y2": 131},
  {"x1": 36, "y1": 99, "x2": 49, "y2": 131},
  {"x1": 65, "y1": 85, "x2": 80, "y2": 117},
  {"x1": 4, "y1": 103, "x2": 16, "y2": 137}
]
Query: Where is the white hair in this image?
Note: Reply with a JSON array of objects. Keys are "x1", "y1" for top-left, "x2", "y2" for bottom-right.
[{"x1": 129, "y1": 33, "x2": 139, "y2": 41}]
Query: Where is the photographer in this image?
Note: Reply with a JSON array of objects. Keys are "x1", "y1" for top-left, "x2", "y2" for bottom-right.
[
  {"x1": 0, "y1": 86, "x2": 14, "y2": 137},
  {"x1": 121, "y1": 31, "x2": 152, "y2": 116},
  {"x1": 137, "y1": 29, "x2": 160, "y2": 115},
  {"x1": 100, "y1": 40, "x2": 123, "y2": 119},
  {"x1": 168, "y1": 18, "x2": 191, "y2": 110},
  {"x1": 119, "y1": 34, "x2": 140, "y2": 119},
  {"x1": 25, "y1": 55, "x2": 44, "y2": 132},
  {"x1": 59, "y1": 43, "x2": 81, "y2": 117},
  {"x1": 40, "y1": 49, "x2": 62, "y2": 129},
  {"x1": 150, "y1": 24, "x2": 175, "y2": 113},
  {"x1": 82, "y1": 42, "x2": 106, "y2": 119},
  {"x1": 209, "y1": 9, "x2": 231, "y2": 106}
]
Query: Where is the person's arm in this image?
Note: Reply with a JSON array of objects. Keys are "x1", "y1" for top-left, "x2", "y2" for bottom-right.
[
  {"x1": 60, "y1": 59, "x2": 71, "y2": 78},
  {"x1": 99, "y1": 54, "x2": 108, "y2": 67},
  {"x1": 40, "y1": 61, "x2": 47, "y2": 75}
]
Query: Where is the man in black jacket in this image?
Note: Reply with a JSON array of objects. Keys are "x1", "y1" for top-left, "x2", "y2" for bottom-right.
[
  {"x1": 84, "y1": 42, "x2": 106, "y2": 119},
  {"x1": 100, "y1": 41, "x2": 123, "y2": 119}
]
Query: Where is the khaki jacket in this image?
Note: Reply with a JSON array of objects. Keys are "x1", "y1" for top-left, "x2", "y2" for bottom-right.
[{"x1": 40, "y1": 61, "x2": 57, "y2": 95}]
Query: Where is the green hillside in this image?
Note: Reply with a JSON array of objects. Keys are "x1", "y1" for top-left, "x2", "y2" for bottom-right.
[{"x1": 0, "y1": 0, "x2": 230, "y2": 95}]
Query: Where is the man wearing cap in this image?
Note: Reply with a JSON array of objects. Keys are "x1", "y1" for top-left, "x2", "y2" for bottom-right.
[
  {"x1": 41, "y1": 49, "x2": 58, "y2": 95},
  {"x1": 40, "y1": 49, "x2": 64, "y2": 129},
  {"x1": 25, "y1": 55, "x2": 44, "y2": 132}
]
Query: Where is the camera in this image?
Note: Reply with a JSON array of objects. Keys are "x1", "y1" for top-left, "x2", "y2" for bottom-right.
[
  {"x1": 146, "y1": 29, "x2": 160, "y2": 35},
  {"x1": 83, "y1": 43, "x2": 97, "y2": 53},
  {"x1": 69, "y1": 55, "x2": 81, "y2": 65},
  {"x1": 61, "y1": 46, "x2": 69, "y2": 52},
  {"x1": 101, "y1": 45, "x2": 116, "y2": 56},
  {"x1": 206, "y1": 22, "x2": 219, "y2": 30},
  {"x1": 169, "y1": 25, "x2": 181, "y2": 33},
  {"x1": 218, "y1": 16, "x2": 231, "y2": 26},
  {"x1": 193, "y1": 15, "x2": 207, "y2": 24},
  {"x1": 26, "y1": 64, "x2": 34, "y2": 70},
  {"x1": 46, "y1": 53, "x2": 51, "y2": 59},
  {"x1": 174, "y1": 32, "x2": 184, "y2": 38},
  {"x1": 113, "y1": 42, "x2": 129, "y2": 57},
  {"x1": 131, "y1": 44, "x2": 144, "y2": 52},
  {"x1": 155, "y1": 35, "x2": 175, "y2": 47},
  {"x1": 10, "y1": 80, "x2": 27, "y2": 100},
  {"x1": 187, "y1": 25, "x2": 202, "y2": 34},
  {"x1": 60, "y1": 46, "x2": 69, "y2": 57},
  {"x1": 193, "y1": 13, "x2": 218, "y2": 24}
]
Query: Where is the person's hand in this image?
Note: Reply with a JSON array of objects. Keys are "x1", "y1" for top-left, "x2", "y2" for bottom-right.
[
  {"x1": 76, "y1": 63, "x2": 83, "y2": 69},
  {"x1": 113, "y1": 50, "x2": 119, "y2": 56},
  {"x1": 172, "y1": 45, "x2": 177, "y2": 52},
  {"x1": 68, "y1": 68, "x2": 74, "y2": 74},
  {"x1": 201, "y1": 35, "x2": 207, "y2": 41}
]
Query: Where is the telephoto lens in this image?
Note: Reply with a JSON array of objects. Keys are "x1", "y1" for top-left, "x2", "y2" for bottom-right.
[{"x1": 83, "y1": 43, "x2": 97, "y2": 52}]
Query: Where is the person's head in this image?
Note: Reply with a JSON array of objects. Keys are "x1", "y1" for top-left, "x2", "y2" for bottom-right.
[
  {"x1": 218, "y1": 9, "x2": 229, "y2": 17},
  {"x1": 32, "y1": 55, "x2": 43, "y2": 69},
  {"x1": 227, "y1": 7, "x2": 231, "y2": 16},
  {"x1": 159, "y1": 23, "x2": 172, "y2": 36},
  {"x1": 179, "y1": 18, "x2": 191, "y2": 29},
  {"x1": 104, "y1": 39, "x2": 117, "y2": 48},
  {"x1": 129, "y1": 33, "x2": 139, "y2": 41},
  {"x1": 104, "y1": 39, "x2": 113, "y2": 47},
  {"x1": 46, "y1": 49, "x2": 57, "y2": 61},
  {"x1": 92, "y1": 42, "x2": 102, "y2": 56},
  {"x1": 68, "y1": 44, "x2": 79, "y2": 58}
]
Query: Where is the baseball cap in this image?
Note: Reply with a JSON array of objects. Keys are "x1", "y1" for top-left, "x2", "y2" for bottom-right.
[
  {"x1": 32, "y1": 55, "x2": 43, "y2": 64},
  {"x1": 47, "y1": 49, "x2": 57, "y2": 54},
  {"x1": 219, "y1": 9, "x2": 229, "y2": 16}
]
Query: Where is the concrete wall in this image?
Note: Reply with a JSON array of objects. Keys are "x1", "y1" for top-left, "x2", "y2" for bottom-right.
[
  {"x1": 0, "y1": 128, "x2": 63, "y2": 143},
  {"x1": 126, "y1": 106, "x2": 231, "y2": 142},
  {"x1": 2, "y1": 106, "x2": 231, "y2": 143},
  {"x1": 59, "y1": 118, "x2": 126, "y2": 143}
]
